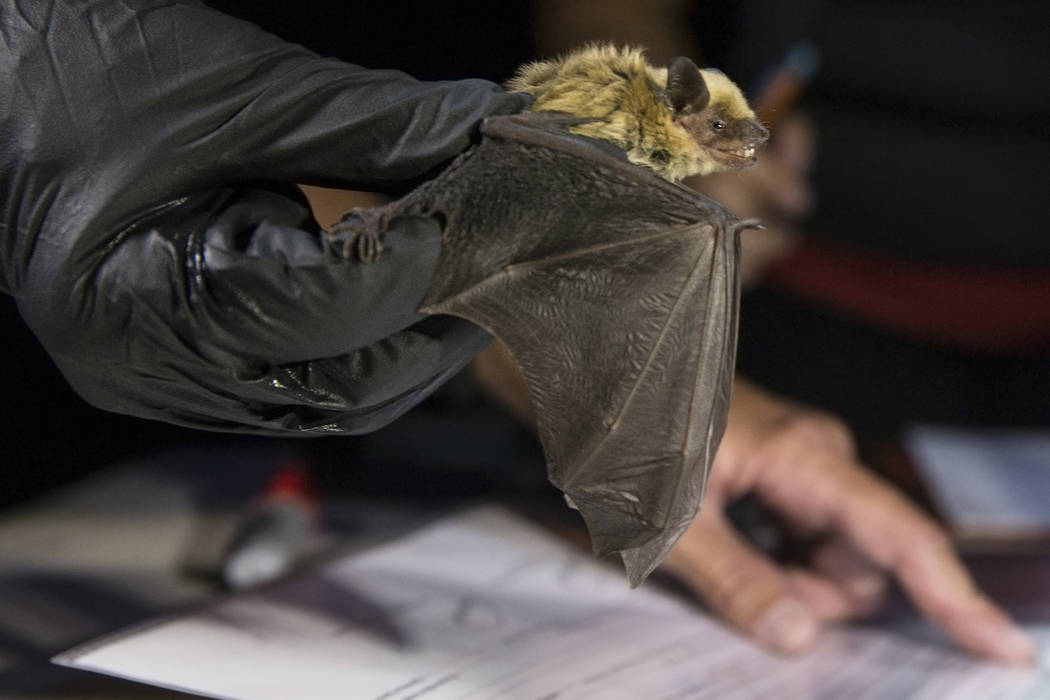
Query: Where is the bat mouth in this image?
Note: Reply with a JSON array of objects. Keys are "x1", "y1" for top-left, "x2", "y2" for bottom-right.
[
  {"x1": 707, "y1": 142, "x2": 759, "y2": 170},
  {"x1": 714, "y1": 142, "x2": 758, "y2": 164}
]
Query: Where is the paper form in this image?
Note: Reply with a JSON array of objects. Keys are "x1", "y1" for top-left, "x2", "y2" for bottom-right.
[
  {"x1": 906, "y1": 426, "x2": 1050, "y2": 542},
  {"x1": 57, "y1": 505, "x2": 1050, "y2": 699}
]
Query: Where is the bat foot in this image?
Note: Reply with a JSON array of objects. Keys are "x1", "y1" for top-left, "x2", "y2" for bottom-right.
[{"x1": 330, "y1": 209, "x2": 386, "y2": 263}]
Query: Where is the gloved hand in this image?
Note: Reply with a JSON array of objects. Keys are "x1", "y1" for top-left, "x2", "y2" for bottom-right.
[{"x1": 1, "y1": 0, "x2": 529, "y2": 434}]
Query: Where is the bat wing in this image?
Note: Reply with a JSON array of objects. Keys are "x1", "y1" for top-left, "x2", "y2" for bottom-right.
[{"x1": 399, "y1": 112, "x2": 743, "y2": 585}]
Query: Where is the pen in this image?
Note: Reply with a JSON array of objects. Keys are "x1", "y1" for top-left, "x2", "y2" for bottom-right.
[
  {"x1": 750, "y1": 42, "x2": 821, "y2": 125},
  {"x1": 221, "y1": 462, "x2": 320, "y2": 590}
]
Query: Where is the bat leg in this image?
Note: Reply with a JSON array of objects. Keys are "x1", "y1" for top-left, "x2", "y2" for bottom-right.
[{"x1": 330, "y1": 208, "x2": 386, "y2": 263}]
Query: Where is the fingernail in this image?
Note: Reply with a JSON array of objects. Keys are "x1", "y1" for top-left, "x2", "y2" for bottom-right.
[
  {"x1": 846, "y1": 574, "x2": 886, "y2": 602},
  {"x1": 754, "y1": 598, "x2": 819, "y2": 654},
  {"x1": 978, "y1": 621, "x2": 1037, "y2": 666}
]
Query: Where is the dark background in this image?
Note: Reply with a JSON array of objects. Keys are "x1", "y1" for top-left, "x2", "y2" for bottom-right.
[{"x1": 4, "y1": 0, "x2": 1048, "y2": 507}]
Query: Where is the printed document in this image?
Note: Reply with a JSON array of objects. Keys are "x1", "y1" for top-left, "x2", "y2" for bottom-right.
[{"x1": 58, "y1": 505, "x2": 1049, "y2": 699}]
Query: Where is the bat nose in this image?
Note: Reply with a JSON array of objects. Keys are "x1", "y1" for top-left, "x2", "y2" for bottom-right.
[{"x1": 751, "y1": 122, "x2": 770, "y2": 143}]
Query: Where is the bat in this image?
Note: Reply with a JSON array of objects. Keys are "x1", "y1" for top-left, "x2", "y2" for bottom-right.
[
  {"x1": 333, "y1": 109, "x2": 755, "y2": 586},
  {"x1": 506, "y1": 44, "x2": 769, "y2": 182}
]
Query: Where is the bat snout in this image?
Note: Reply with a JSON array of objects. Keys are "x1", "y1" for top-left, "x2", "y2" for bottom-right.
[{"x1": 750, "y1": 122, "x2": 771, "y2": 143}]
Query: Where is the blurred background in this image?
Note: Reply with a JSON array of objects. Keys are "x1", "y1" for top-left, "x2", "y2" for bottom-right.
[
  {"x1": 4, "y1": 0, "x2": 1046, "y2": 505},
  {"x1": 2, "y1": 0, "x2": 1048, "y2": 694}
]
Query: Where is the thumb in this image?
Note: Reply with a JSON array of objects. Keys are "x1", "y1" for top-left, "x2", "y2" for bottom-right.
[{"x1": 663, "y1": 513, "x2": 819, "y2": 654}]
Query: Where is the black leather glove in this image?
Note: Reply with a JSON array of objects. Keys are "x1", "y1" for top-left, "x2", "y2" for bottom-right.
[{"x1": 1, "y1": 0, "x2": 529, "y2": 434}]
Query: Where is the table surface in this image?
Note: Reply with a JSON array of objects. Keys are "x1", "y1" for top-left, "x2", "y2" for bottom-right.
[
  {"x1": 0, "y1": 440, "x2": 448, "y2": 699},
  {"x1": 2, "y1": 439, "x2": 1047, "y2": 699}
]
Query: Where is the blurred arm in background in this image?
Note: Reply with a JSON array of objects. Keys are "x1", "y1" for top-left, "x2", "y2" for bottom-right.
[{"x1": 489, "y1": 0, "x2": 1036, "y2": 664}]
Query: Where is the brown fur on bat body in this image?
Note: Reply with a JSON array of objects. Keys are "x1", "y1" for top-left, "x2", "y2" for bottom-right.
[
  {"x1": 329, "y1": 110, "x2": 753, "y2": 585},
  {"x1": 327, "y1": 48, "x2": 761, "y2": 585},
  {"x1": 507, "y1": 44, "x2": 769, "y2": 182},
  {"x1": 336, "y1": 44, "x2": 766, "y2": 261}
]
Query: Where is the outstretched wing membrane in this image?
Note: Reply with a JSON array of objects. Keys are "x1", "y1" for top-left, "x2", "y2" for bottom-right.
[{"x1": 394, "y1": 113, "x2": 743, "y2": 584}]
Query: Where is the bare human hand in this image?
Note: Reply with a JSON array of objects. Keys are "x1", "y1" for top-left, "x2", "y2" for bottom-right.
[
  {"x1": 687, "y1": 112, "x2": 815, "y2": 286},
  {"x1": 663, "y1": 377, "x2": 1037, "y2": 664}
]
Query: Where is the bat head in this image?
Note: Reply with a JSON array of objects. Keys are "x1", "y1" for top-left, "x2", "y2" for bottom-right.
[{"x1": 667, "y1": 57, "x2": 770, "y2": 173}]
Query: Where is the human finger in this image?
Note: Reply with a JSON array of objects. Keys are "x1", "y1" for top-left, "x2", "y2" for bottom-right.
[
  {"x1": 782, "y1": 567, "x2": 867, "y2": 621},
  {"x1": 829, "y1": 467, "x2": 1036, "y2": 665},
  {"x1": 767, "y1": 112, "x2": 816, "y2": 174},
  {"x1": 811, "y1": 537, "x2": 887, "y2": 613},
  {"x1": 751, "y1": 114, "x2": 815, "y2": 215},
  {"x1": 664, "y1": 514, "x2": 819, "y2": 655}
]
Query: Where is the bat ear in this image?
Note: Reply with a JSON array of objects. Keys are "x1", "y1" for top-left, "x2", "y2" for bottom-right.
[{"x1": 667, "y1": 56, "x2": 710, "y2": 115}]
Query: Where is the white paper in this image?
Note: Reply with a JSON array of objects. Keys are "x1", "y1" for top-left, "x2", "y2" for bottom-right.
[
  {"x1": 906, "y1": 426, "x2": 1050, "y2": 537},
  {"x1": 58, "y1": 505, "x2": 1050, "y2": 699}
]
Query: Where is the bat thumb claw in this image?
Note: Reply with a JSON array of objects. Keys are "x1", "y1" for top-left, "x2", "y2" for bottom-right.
[{"x1": 736, "y1": 218, "x2": 764, "y2": 232}]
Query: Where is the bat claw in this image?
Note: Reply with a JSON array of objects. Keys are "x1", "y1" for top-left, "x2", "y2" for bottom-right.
[
  {"x1": 736, "y1": 218, "x2": 763, "y2": 231},
  {"x1": 354, "y1": 229, "x2": 383, "y2": 263},
  {"x1": 330, "y1": 209, "x2": 386, "y2": 263}
]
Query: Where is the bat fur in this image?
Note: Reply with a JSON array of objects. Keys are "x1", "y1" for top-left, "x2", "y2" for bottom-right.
[
  {"x1": 507, "y1": 44, "x2": 769, "y2": 182},
  {"x1": 330, "y1": 52, "x2": 759, "y2": 585}
]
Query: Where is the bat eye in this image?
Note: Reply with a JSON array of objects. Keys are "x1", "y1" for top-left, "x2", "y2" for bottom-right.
[{"x1": 712, "y1": 120, "x2": 726, "y2": 131}]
